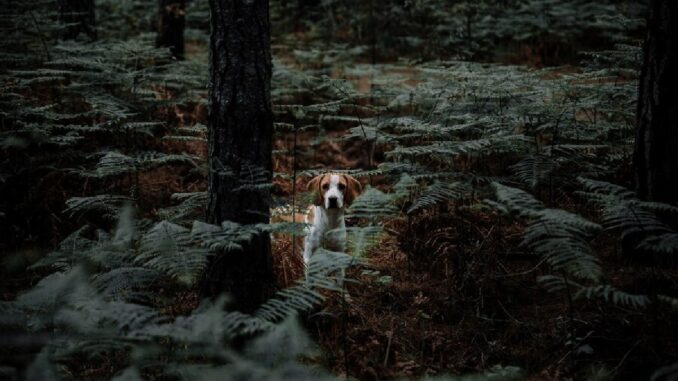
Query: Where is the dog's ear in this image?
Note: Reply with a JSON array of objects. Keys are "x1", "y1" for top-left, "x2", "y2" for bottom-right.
[
  {"x1": 343, "y1": 174, "x2": 363, "y2": 206},
  {"x1": 306, "y1": 174, "x2": 324, "y2": 206}
]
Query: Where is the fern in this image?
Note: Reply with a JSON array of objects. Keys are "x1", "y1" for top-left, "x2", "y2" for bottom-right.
[
  {"x1": 579, "y1": 178, "x2": 678, "y2": 255},
  {"x1": 658, "y1": 295, "x2": 678, "y2": 312},
  {"x1": 539, "y1": 275, "x2": 650, "y2": 310},
  {"x1": 576, "y1": 285, "x2": 650, "y2": 309},
  {"x1": 157, "y1": 192, "x2": 208, "y2": 224},
  {"x1": 191, "y1": 220, "x2": 261, "y2": 252},
  {"x1": 510, "y1": 153, "x2": 559, "y2": 190},
  {"x1": 3, "y1": 202, "x2": 370, "y2": 378},
  {"x1": 76, "y1": 151, "x2": 197, "y2": 179},
  {"x1": 408, "y1": 180, "x2": 470, "y2": 214},
  {"x1": 492, "y1": 182, "x2": 544, "y2": 215},
  {"x1": 492, "y1": 183, "x2": 602, "y2": 281},
  {"x1": 346, "y1": 186, "x2": 398, "y2": 219},
  {"x1": 137, "y1": 221, "x2": 211, "y2": 286},
  {"x1": 392, "y1": 172, "x2": 419, "y2": 201},
  {"x1": 15, "y1": 267, "x2": 96, "y2": 331},
  {"x1": 141, "y1": 297, "x2": 270, "y2": 343},
  {"x1": 345, "y1": 225, "x2": 384, "y2": 258},
  {"x1": 91, "y1": 267, "x2": 166, "y2": 303},
  {"x1": 1, "y1": 0, "x2": 651, "y2": 378},
  {"x1": 637, "y1": 233, "x2": 678, "y2": 255}
]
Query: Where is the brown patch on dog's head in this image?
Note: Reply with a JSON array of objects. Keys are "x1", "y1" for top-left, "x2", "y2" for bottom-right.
[
  {"x1": 306, "y1": 174, "x2": 327, "y2": 206},
  {"x1": 307, "y1": 173, "x2": 363, "y2": 208},
  {"x1": 341, "y1": 174, "x2": 362, "y2": 206}
]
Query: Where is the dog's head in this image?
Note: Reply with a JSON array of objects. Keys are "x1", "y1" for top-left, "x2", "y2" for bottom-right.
[{"x1": 306, "y1": 173, "x2": 362, "y2": 210}]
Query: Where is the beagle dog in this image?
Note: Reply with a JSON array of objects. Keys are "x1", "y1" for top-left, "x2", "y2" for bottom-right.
[{"x1": 302, "y1": 173, "x2": 362, "y2": 265}]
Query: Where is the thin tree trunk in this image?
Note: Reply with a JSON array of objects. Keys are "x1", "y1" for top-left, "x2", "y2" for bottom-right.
[
  {"x1": 203, "y1": 0, "x2": 274, "y2": 312},
  {"x1": 157, "y1": 0, "x2": 185, "y2": 60},
  {"x1": 634, "y1": 0, "x2": 678, "y2": 205},
  {"x1": 57, "y1": 0, "x2": 97, "y2": 41}
]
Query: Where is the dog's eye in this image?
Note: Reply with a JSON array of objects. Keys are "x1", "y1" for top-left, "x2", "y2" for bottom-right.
[
  {"x1": 338, "y1": 184, "x2": 346, "y2": 191},
  {"x1": 322, "y1": 184, "x2": 330, "y2": 190}
]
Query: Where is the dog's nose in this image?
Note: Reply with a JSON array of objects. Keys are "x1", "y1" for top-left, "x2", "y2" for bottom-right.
[{"x1": 328, "y1": 197, "x2": 338, "y2": 208}]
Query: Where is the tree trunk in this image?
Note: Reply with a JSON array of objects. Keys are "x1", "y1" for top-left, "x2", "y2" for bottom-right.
[
  {"x1": 57, "y1": 0, "x2": 97, "y2": 41},
  {"x1": 157, "y1": 0, "x2": 185, "y2": 60},
  {"x1": 203, "y1": 0, "x2": 274, "y2": 312},
  {"x1": 634, "y1": 0, "x2": 678, "y2": 205}
]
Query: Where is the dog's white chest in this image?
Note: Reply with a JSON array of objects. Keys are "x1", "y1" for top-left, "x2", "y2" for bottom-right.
[{"x1": 303, "y1": 205, "x2": 346, "y2": 264}]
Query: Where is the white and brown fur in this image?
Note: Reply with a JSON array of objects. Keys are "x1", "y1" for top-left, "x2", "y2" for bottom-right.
[
  {"x1": 273, "y1": 173, "x2": 362, "y2": 264},
  {"x1": 301, "y1": 173, "x2": 362, "y2": 265}
]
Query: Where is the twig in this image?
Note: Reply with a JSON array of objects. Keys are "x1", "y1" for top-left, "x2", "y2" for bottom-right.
[
  {"x1": 471, "y1": 224, "x2": 495, "y2": 254},
  {"x1": 28, "y1": 10, "x2": 51, "y2": 61},
  {"x1": 497, "y1": 300, "x2": 522, "y2": 324},
  {"x1": 383, "y1": 318, "x2": 395, "y2": 368},
  {"x1": 281, "y1": 256, "x2": 289, "y2": 287},
  {"x1": 495, "y1": 257, "x2": 547, "y2": 278},
  {"x1": 342, "y1": 283, "x2": 349, "y2": 379},
  {"x1": 291, "y1": 119, "x2": 299, "y2": 257},
  {"x1": 330, "y1": 82, "x2": 374, "y2": 186},
  {"x1": 610, "y1": 340, "x2": 641, "y2": 375}
]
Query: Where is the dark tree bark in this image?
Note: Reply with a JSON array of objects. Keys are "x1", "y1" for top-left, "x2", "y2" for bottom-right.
[
  {"x1": 57, "y1": 0, "x2": 97, "y2": 41},
  {"x1": 634, "y1": 0, "x2": 678, "y2": 205},
  {"x1": 156, "y1": 0, "x2": 185, "y2": 60},
  {"x1": 203, "y1": 0, "x2": 274, "y2": 312}
]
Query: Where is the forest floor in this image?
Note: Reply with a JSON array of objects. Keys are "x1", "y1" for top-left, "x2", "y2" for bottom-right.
[
  {"x1": 261, "y1": 38, "x2": 678, "y2": 380},
  {"x1": 3, "y1": 30, "x2": 677, "y2": 381}
]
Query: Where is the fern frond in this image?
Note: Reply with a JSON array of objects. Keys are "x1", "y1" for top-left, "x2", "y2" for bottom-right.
[
  {"x1": 510, "y1": 154, "x2": 559, "y2": 190},
  {"x1": 407, "y1": 180, "x2": 469, "y2": 214},
  {"x1": 579, "y1": 178, "x2": 678, "y2": 255},
  {"x1": 137, "y1": 221, "x2": 211, "y2": 286},
  {"x1": 492, "y1": 182, "x2": 543, "y2": 215},
  {"x1": 64, "y1": 194, "x2": 133, "y2": 222},
  {"x1": 92, "y1": 267, "x2": 165, "y2": 303},
  {"x1": 141, "y1": 297, "x2": 270, "y2": 342},
  {"x1": 658, "y1": 295, "x2": 678, "y2": 312},
  {"x1": 637, "y1": 233, "x2": 678, "y2": 254},
  {"x1": 347, "y1": 186, "x2": 397, "y2": 219},
  {"x1": 539, "y1": 276, "x2": 650, "y2": 310},
  {"x1": 345, "y1": 225, "x2": 384, "y2": 258},
  {"x1": 578, "y1": 177, "x2": 635, "y2": 200},
  {"x1": 392, "y1": 172, "x2": 418, "y2": 201},
  {"x1": 493, "y1": 184, "x2": 602, "y2": 281},
  {"x1": 191, "y1": 220, "x2": 261, "y2": 252},
  {"x1": 156, "y1": 192, "x2": 208, "y2": 224},
  {"x1": 255, "y1": 283, "x2": 325, "y2": 322},
  {"x1": 575, "y1": 285, "x2": 650, "y2": 310}
]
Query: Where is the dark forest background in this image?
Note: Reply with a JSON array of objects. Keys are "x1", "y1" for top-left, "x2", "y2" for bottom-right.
[{"x1": 2, "y1": 0, "x2": 678, "y2": 380}]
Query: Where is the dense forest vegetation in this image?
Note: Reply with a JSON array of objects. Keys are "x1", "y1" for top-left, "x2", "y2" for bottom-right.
[{"x1": 1, "y1": 0, "x2": 677, "y2": 380}]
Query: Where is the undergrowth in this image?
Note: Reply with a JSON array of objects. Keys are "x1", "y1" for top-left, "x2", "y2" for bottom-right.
[{"x1": 2, "y1": 0, "x2": 677, "y2": 380}]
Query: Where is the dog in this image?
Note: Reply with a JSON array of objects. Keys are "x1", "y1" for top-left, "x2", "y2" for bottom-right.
[{"x1": 301, "y1": 173, "x2": 362, "y2": 265}]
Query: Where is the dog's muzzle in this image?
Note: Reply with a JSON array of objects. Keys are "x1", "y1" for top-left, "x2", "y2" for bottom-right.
[{"x1": 328, "y1": 197, "x2": 339, "y2": 209}]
